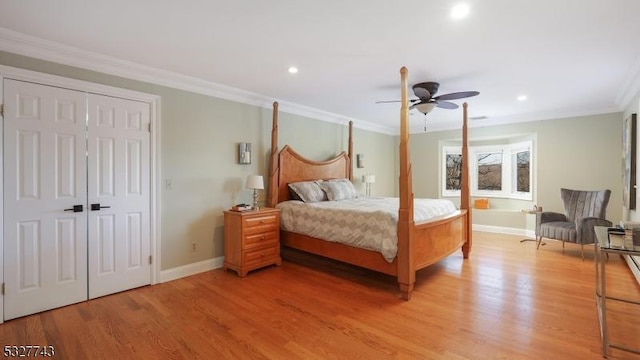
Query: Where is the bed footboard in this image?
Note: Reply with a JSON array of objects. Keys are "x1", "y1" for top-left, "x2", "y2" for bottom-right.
[{"x1": 414, "y1": 210, "x2": 467, "y2": 270}]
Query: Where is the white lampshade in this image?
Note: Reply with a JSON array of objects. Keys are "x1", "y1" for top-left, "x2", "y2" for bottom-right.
[
  {"x1": 412, "y1": 102, "x2": 437, "y2": 114},
  {"x1": 363, "y1": 174, "x2": 376, "y2": 184},
  {"x1": 246, "y1": 175, "x2": 264, "y2": 190}
]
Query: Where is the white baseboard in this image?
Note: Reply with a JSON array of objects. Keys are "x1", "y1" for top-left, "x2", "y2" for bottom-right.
[
  {"x1": 623, "y1": 255, "x2": 640, "y2": 286},
  {"x1": 160, "y1": 256, "x2": 224, "y2": 283},
  {"x1": 473, "y1": 224, "x2": 535, "y2": 238}
]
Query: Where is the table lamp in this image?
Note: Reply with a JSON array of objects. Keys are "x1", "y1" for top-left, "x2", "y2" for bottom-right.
[
  {"x1": 363, "y1": 174, "x2": 376, "y2": 196},
  {"x1": 246, "y1": 175, "x2": 264, "y2": 210}
]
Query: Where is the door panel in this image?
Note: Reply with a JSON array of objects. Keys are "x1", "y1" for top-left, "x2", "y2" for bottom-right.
[
  {"x1": 17, "y1": 130, "x2": 40, "y2": 199},
  {"x1": 127, "y1": 139, "x2": 142, "y2": 195},
  {"x1": 56, "y1": 217, "x2": 78, "y2": 282},
  {"x1": 97, "y1": 214, "x2": 116, "y2": 273},
  {"x1": 56, "y1": 133, "x2": 78, "y2": 198},
  {"x1": 127, "y1": 212, "x2": 142, "y2": 268},
  {"x1": 4, "y1": 79, "x2": 88, "y2": 320},
  {"x1": 97, "y1": 137, "x2": 115, "y2": 196},
  {"x1": 87, "y1": 94, "x2": 150, "y2": 299},
  {"x1": 17, "y1": 220, "x2": 40, "y2": 290}
]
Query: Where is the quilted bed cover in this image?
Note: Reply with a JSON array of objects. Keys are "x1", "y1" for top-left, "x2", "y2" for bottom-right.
[{"x1": 276, "y1": 197, "x2": 457, "y2": 262}]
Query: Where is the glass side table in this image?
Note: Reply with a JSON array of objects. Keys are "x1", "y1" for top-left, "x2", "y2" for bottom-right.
[
  {"x1": 594, "y1": 226, "x2": 640, "y2": 358},
  {"x1": 519, "y1": 208, "x2": 544, "y2": 245}
]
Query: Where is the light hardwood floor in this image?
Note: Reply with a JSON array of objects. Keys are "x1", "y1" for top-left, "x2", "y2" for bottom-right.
[{"x1": 0, "y1": 232, "x2": 638, "y2": 359}]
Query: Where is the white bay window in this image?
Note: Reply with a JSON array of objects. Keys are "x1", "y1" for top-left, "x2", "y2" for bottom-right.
[{"x1": 441, "y1": 141, "x2": 533, "y2": 200}]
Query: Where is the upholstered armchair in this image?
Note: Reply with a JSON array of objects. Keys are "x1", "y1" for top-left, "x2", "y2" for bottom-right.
[{"x1": 537, "y1": 188, "x2": 612, "y2": 259}]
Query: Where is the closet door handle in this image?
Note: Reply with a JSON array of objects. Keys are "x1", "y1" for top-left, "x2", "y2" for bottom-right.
[
  {"x1": 64, "y1": 205, "x2": 84, "y2": 213},
  {"x1": 91, "y1": 203, "x2": 111, "y2": 211}
]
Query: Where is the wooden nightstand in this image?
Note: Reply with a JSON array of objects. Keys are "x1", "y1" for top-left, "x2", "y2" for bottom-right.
[{"x1": 223, "y1": 208, "x2": 281, "y2": 277}]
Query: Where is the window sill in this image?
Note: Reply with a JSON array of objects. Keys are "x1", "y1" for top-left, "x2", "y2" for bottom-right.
[{"x1": 471, "y1": 208, "x2": 522, "y2": 213}]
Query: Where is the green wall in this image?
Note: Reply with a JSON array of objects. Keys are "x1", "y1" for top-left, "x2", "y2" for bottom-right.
[
  {"x1": 0, "y1": 51, "x2": 396, "y2": 270},
  {"x1": 0, "y1": 49, "x2": 626, "y2": 271},
  {"x1": 406, "y1": 113, "x2": 623, "y2": 232}
]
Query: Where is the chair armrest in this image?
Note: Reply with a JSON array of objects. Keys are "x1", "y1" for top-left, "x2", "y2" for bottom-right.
[
  {"x1": 576, "y1": 217, "x2": 613, "y2": 245},
  {"x1": 538, "y1": 211, "x2": 567, "y2": 224}
]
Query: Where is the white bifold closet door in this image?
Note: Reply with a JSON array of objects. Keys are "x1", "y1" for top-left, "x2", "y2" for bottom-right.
[
  {"x1": 87, "y1": 94, "x2": 150, "y2": 299},
  {"x1": 3, "y1": 79, "x2": 151, "y2": 320},
  {"x1": 3, "y1": 80, "x2": 88, "y2": 320}
]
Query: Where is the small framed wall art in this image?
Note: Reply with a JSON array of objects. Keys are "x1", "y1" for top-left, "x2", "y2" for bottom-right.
[
  {"x1": 238, "y1": 142, "x2": 251, "y2": 164},
  {"x1": 356, "y1": 153, "x2": 364, "y2": 168}
]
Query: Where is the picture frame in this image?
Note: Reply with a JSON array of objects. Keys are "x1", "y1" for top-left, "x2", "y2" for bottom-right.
[{"x1": 623, "y1": 113, "x2": 637, "y2": 210}]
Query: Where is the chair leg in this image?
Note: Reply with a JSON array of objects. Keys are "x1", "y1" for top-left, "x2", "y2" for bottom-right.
[
  {"x1": 536, "y1": 236, "x2": 543, "y2": 249},
  {"x1": 581, "y1": 244, "x2": 584, "y2": 261}
]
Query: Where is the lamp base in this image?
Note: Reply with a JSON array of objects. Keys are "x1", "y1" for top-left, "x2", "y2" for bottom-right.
[{"x1": 253, "y1": 189, "x2": 259, "y2": 211}]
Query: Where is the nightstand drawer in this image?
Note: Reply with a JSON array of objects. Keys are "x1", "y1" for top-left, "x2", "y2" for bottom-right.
[
  {"x1": 243, "y1": 245, "x2": 279, "y2": 265},
  {"x1": 244, "y1": 230, "x2": 279, "y2": 248},
  {"x1": 223, "y1": 208, "x2": 281, "y2": 277},
  {"x1": 243, "y1": 214, "x2": 278, "y2": 234}
]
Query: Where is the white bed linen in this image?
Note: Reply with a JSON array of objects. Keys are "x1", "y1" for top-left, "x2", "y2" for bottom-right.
[{"x1": 276, "y1": 197, "x2": 458, "y2": 262}]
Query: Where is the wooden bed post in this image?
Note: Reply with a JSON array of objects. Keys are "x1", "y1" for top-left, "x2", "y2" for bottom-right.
[
  {"x1": 397, "y1": 67, "x2": 415, "y2": 300},
  {"x1": 348, "y1": 121, "x2": 353, "y2": 181},
  {"x1": 268, "y1": 101, "x2": 279, "y2": 208},
  {"x1": 461, "y1": 102, "x2": 472, "y2": 258}
]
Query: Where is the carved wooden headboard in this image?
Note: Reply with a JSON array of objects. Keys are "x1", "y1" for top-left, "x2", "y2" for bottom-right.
[
  {"x1": 275, "y1": 145, "x2": 350, "y2": 204},
  {"x1": 268, "y1": 101, "x2": 353, "y2": 207}
]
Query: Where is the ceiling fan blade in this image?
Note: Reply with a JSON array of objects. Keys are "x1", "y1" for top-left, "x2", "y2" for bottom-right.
[
  {"x1": 375, "y1": 99, "x2": 420, "y2": 104},
  {"x1": 412, "y1": 87, "x2": 431, "y2": 99},
  {"x1": 434, "y1": 91, "x2": 479, "y2": 101},
  {"x1": 436, "y1": 101, "x2": 459, "y2": 110}
]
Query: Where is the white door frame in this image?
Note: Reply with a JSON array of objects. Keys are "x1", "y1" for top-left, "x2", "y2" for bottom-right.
[{"x1": 0, "y1": 65, "x2": 162, "y2": 323}]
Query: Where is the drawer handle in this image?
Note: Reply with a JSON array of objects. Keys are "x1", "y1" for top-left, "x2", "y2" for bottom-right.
[
  {"x1": 259, "y1": 220, "x2": 265, "y2": 224},
  {"x1": 261, "y1": 236, "x2": 265, "y2": 240}
]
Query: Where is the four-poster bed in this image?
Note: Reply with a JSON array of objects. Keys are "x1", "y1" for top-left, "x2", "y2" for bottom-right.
[{"x1": 267, "y1": 67, "x2": 472, "y2": 300}]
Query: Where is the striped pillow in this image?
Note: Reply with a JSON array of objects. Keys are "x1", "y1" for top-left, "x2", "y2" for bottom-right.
[
  {"x1": 321, "y1": 179, "x2": 358, "y2": 201},
  {"x1": 288, "y1": 181, "x2": 327, "y2": 202}
]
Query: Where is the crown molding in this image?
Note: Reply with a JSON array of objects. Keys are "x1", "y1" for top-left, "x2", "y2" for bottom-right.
[
  {"x1": 423, "y1": 105, "x2": 622, "y2": 133},
  {"x1": 0, "y1": 27, "x2": 628, "y2": 136},
  {"x1": 0, "y1": 27, "x2": 397, "y2": 135}
]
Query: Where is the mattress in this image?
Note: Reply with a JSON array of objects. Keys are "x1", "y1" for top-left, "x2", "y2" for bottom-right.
[{"x1": 276, "y1": 197, "x2": 458, "y2": 262}]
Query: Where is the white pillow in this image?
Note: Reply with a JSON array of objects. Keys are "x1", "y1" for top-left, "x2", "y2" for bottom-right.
[
  {"x1": 320, "y1": 180, "x2": 358, "y2": 201},
  {"x1": 288, "y1": 181, "x2": 327, "y2": 202}
]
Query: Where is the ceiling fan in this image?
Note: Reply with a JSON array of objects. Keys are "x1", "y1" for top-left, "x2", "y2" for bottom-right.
[{"x1": 377, "y1": 82, "x2": 479, "y2": 114}]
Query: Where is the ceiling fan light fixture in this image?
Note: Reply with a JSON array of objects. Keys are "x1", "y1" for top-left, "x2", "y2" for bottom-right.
[{"x1": 413, "y1": 102, "x2": 437, "y2": 114}]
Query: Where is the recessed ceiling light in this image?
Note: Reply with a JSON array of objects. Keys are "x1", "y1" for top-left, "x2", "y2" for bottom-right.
[
  {"x1": 517, "y1": 95, "x2": 528, "y2": 101},
  {"x1": 451, "y1": 4, "x2": 470, "y2": 20},
  {"x1": 288, "y1": 66, "x2": 298, "y2": 74}
]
